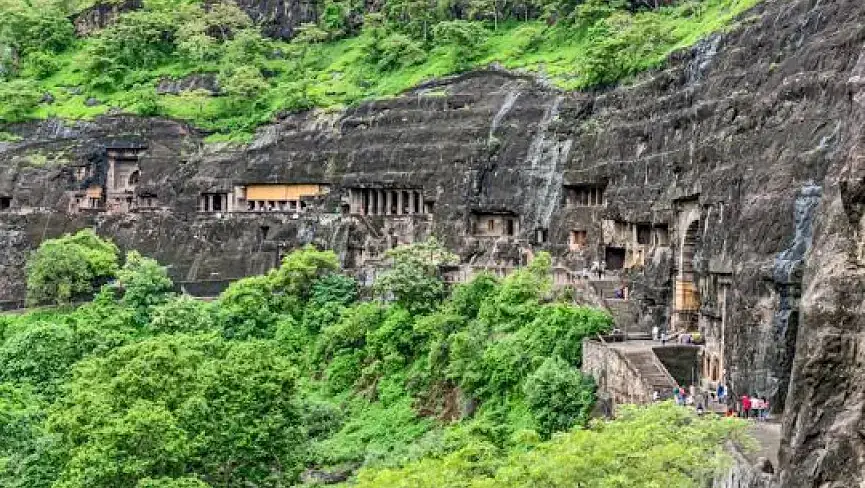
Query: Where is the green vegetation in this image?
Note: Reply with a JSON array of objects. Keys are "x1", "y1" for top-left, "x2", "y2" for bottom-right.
[
  {"x1": 0, "y1": 0, "x2": 760, "y2": 138},
  {"x1": 25, "y1": 229, "x2": 119, "y2": 306},
  {"x1": 0, "y1": 235, "x2": 750, "y2": 487}
]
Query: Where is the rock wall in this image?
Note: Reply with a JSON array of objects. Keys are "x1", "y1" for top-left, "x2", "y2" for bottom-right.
[
  {"x1": 3, "y1": 0, "x2": 865, "y2": 485},
  {"x1": 581, "y1": 339, "x2": 658, "y2": 410}
]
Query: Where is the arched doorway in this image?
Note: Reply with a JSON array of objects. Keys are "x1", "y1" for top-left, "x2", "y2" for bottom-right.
[{"x1": 674, "y1": 220, "x2": 701, "y2": 332}]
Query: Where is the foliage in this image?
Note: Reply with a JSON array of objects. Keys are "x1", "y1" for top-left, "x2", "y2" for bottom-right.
[
  {"x1": 373, "y1": 237, "x2": 458, "y2": 314},
  {"x1": 0, "y1": 0, "x2": 74, "y2": 73},
  {"x1": 0, "y1": 79, "x2": 41, "y2": 121},
  {"x1": 115, "y1": 251, "x2": 175, "y2": 323},
  {"x1": 0, "y1": 322, "x2": 79, "y2": 395},
  {"x1": 48, "y1": 334, "x2": 305, "y2": 488},
  {"x1": 351, "y1": 402, "x2": 750, "y2": 487},
  {"x1": 148, "y1": 295, "x2": 215, "y2": 334},
  {"x1": 523, "y1": 356, "x2": 595, "y2": 437},
  {"x1": 3, "y1": 240, "x2": 747, "y2": 488},
  {"x1": 215, "y1": 275, "x2": 287, "y2": 339},
  {"x1": 0, "y1": 0, "x2": 759, "y2": 137},
  {"x1": 269, "y1": 245, "x2": 340, "y2": 299},
  {"x1": 25, "y1": 229, "x2": 120, "y2": 306},
  {"x1": 432, "y1": 20, "x2": 488, "y2": 68}
]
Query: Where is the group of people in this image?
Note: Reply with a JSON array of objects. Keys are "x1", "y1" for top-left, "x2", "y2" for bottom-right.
[
  {"x1": 650, "y1": 326, "x2": 668, "y2": 345},
  {"x1": 589, "y1": 260, "x2": 607, "y2": 279},
  {"x1": 736, "y1": 394, "x2": 770, "y2": 421},
  {"x1": 651, "y1": 383, "x2": 771, "y2": 421}
]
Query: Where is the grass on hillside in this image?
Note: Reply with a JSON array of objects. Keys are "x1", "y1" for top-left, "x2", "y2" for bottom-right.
[{"x1": 24, "y1": 0, "x2": 759, "y2": 140}]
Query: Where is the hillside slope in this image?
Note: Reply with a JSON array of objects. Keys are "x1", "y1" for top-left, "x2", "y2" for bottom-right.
[{"x1": 0, "y1": 0, "x2": 758, "y2": 138}]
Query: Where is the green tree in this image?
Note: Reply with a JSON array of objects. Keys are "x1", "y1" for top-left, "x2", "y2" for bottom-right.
[
  {"x1": 373, "y1": 237, "x2": 458, "y2": 314},
  {"x1": 0, "y1": 323, "x2": 79, "y2": 395},
  {"x1": 268, "y1": 245, "x2": 340, "y2": 299},
  {"x1": 0, "y1": 79, "x2": 40, "y2": 122},
  {"x1": 476, "y1": 252, "x2": 551, "y2": 332},
  {"x1": 25, "y1": 229, "x2": 120, "y2": 306},
  {"x1": 215, "y1": 275, "x2": 292, "y2": 340},
  {"x1": 136, "y1": 477, "x2": 211, "y2": 488},
  {"x1": 48, "y1": 334, "x2": 306, "y2": 488},
  {"x1": 115, "y1": 251, "x2": 174, "y2": 324},
  {"x1": 431, "y1": 20, "x2": 488, "y2": 69},
  {"x1": 149, "y1": 295, "x2": 215, "y2": 335},
  {"x1": 523, "y1": 356, "x2": 595, "y2": 437},
  {"x1": 220, "y1": 65, "x2": 269, "y2": 109},
  {"x1": 351, "y1": 403, "x2": 750, "y2": 487}
]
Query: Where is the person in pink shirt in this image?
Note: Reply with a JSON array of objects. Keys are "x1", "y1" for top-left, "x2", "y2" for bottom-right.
[{"x1": 741, "y1": 395, "x2": 751, "y2": 418}]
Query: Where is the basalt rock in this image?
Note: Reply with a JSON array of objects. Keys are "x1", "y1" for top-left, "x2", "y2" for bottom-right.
[
  {"x1": 156, "y1": 74, "x2": 221, "y2": 96},
  {"x1": 2, "y1": 0, "x2": 865, "y2": 486},
  {"x1": 73, "y1": 0, "x2": 142, "y2": 36}
]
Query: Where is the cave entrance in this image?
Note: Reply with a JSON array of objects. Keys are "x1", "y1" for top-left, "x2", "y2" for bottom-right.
[
  {"x1": 605, "y1": 246, "x2": 626, "y2": 270},
  {"x1": 674, "y1": 220, "x2": 701, "y2": 332}
]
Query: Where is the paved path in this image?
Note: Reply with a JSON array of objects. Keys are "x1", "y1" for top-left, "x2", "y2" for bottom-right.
[{"x1": 745, "y1": 421, "x2": 781, "y2": 468}]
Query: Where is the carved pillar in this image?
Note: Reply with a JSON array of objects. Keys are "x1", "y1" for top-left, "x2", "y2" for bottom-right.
[
  {"x1": 396, "y1": 191, "x2": 403, "y2": 215},
  {"x1": 378, "y1": 190, "x2": 385, "y2": 215}
]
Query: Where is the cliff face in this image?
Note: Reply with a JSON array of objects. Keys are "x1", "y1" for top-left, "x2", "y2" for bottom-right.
[{"x1": 2, "y1": 0, "x2": 865, "y2": 484}]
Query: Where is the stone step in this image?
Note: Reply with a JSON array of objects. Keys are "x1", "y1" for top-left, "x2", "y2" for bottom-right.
[
  {"x1": 603, "y1": 298, "x2": 644, "y2": 333},
  {"x1": 624, "y1": 350, "x2": 678, "y2": 393},
  {"x1": 590, "y1": 279, "x2": 620, "y2": 299}
]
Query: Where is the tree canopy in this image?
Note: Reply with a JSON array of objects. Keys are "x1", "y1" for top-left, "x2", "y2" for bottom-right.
[
  {"x1": 1, "y1": 237, "x2": 749, "y2": 487},
  {"x1": 25, "y1": 229, "x2": 119, "y2": 306}
]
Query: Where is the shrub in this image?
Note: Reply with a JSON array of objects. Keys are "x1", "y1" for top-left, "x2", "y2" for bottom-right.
[
  {"x1": 0, "y1": 323, "x2": 79, "y2": 395},
  {"x1": 49, "y1": 335, "x2": 305, "y2": 488},
  {"x1": 148, "y1": 295, "x2": 214, "y2": 334},
  {"x1": 115, "y1": 251, "x2": 174, "y2": 323},
  {"x1": 215, "y1": 275, "x2": 295, "y2": 340},
  {"x1": 373, "y1": 238, "x2": 458, "y2": 314},
  {"x1": 0, "y1": 79, "x2": 41, "y2": 122},
  {"x1": 523, "y1": 356, "x2": 595, "y2": 437},
  {"x1": 25, "y1": 230, "x2": 119, "y2": 306},
  {"x1": 367, "y1": 33, "x2": 426, "y2": 71}
]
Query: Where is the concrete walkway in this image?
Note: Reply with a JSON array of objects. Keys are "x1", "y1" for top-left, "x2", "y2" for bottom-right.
[{"x1": 744, "y1": 421, "x2": 781, "y2": 468}]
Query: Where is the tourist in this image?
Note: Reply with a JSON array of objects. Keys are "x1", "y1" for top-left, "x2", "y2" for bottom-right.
[
  {"x1": 762, "y1": 397, "x2": 770, "y2": 421},
  {"x1": 590, "y1": 260, "x2": 600, "y2": 279},
  {"x1": 661, "y1": 331, "x2": 667, "y2": 346},
  {"x1": 741, "y1": 395, "x2": 751, "y2": 419},
  {"x1": 753, "y1": 396, "x2": 764, "y2": 421},
  {"x1": 652, "y1": 390, "x2": 660, "y2": 402},
  {"x1": 717, "y1": 383, "x2": 726, "y2": 402},
  {"x1": 614, "y1": 287, "x2": 624, "y2": 299},
  {"x1": 599, "y1": 260, "x2": 606, "y2": 279},
  {"x1": 652, "y1": 325, "x2": 659, "y2": 341}
]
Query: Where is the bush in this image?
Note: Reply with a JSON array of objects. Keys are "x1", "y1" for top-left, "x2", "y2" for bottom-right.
[
  {"x1": 49, "y1": 335, "x2": 305, "y2": 488},
  {"x1": 148, "y1": 295, "x2": 214, "y2": 334},
  {"x1": 0, "y1": 79, "x2": 41, "y2": 122},
  {"x1": 0, "y1": 323, "x2": 79, "y2": 395},
  {"x1": 25, "y1": 230, "x2": 120, "y2": 306},
  {"x1": 523, "y1": 356, "x2": 595, "y2": 437},
  {"x1": 373, "y1": 238, "x2": 458, "y2": 314},
  {"x1": 366, "y1": 33, "x2": 426, "y2": 71},
  {"x1": 432, "y1": 20, "x2": 488, "y2": 68},
  {"x1": 115, "y1": 251, "x2": 174, "y2": 323},
  {"x1": 351, "y1": 403, "x2": 750, "y2": 487},
  {"x1": 215, "y1": 275, "x2": 293, "y2": 340}
]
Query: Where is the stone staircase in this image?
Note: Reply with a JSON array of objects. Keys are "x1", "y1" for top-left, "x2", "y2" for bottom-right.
[
  {"x1": 604, "y1": 298, "x2": 643, "y2": 334},
  {"x1": 590, "y1": 279, "x2": 646, "y2": 335},
  {"x1": 590, "y1": 279, "x2": 619, "y2": 299},
  {"x1": 622, "y1": 349, "x2": 678, "y2": 397}
]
